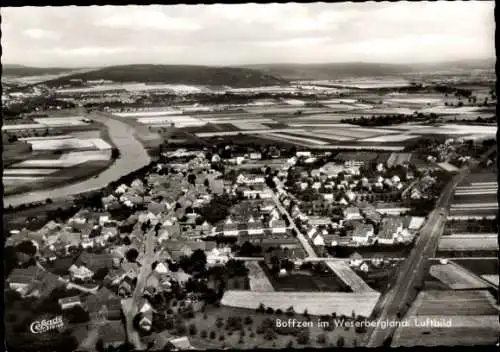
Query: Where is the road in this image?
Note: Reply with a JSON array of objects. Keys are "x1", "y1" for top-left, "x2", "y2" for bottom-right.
[
  {"x1": 271, "y1": 192, "x2": 318, "y2": 258},
  {"x1": 4, "y1": 113, "x2": 151, "y2": 207},
  {"x1": 364, "y1": 146, "x2": 496, "y2": 347}
]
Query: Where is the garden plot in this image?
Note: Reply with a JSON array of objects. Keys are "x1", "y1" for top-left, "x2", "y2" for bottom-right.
[
  {"x1": 319, "y1": 99, "x2": 357, "y2": 104},
  {"x1": 33, "y1": 117, "x2": 88, "y2": 126},
  {"x1": 288, "y1": 123, "x2": 357, "y2": 128},
  {"x1": 438, "y1": 235, "x2": 499, "y2": 251},
  {"x1": 246, "y1": 262, "x2": 275, "y2": 292},
  {"x1": 3, "y1": 175, "x2": 49, "y2": 182},
  {"x1": 113, "y1": 109, "x2": 182, "y2": 117},
  {"x1": 19, "y1": 135, "x2": 74, "y2": 141},
  {"x1": 429, "y1": 264, "x2": 489, "y2": 290},
  {"x1": 2, "y1": 123, "x2": 48, "y2": 131},
  {"x1": 360, "y1": 134, "x2": 418, "y2": 142},
  {"x1": 3, "y1": 168, "x2": 59, "y2": 175},
  {"x1": 366, "y1": 107, "x2": 416, "y2": 115},
  {"x1": 322, "y1": 104, "x2": 358, "y2": 111},
  {"x1": 284, "y1": 99, "x2": 306, "y2": 106},
  {"x1": 221, "y1": 290, "x2": 381, "y2": 318},
  {"x1": 262, "y1": 132, "x2": 330, "y2": 145},
  {"x1": 437, "y1": 162, "x2": 460, "y2": 172},
  {"x1": 322, "y1": 128, "x2": 384, "y2": 139},
  {"x1": 284, "y1": 130, "x2": 354, "y2": 141}
]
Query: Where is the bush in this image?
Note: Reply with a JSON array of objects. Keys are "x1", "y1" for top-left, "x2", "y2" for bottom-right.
[
  {"x1": 209, "y1": 331, "x2": 216, "y2": 340},
  {"x1": 296, "y1": 330, "x2": 310, "y2": 345},
  {"x1": 188, "y1": 324, "x2": 197, "y2": 336},
  {"x1": 317, "y1": 334, "x2": 327, "y2": 345},
  {"x1": 200, "y1": 330, "x2": 208, "y2": 338},
  {"x1": 266, "y1": 307, "x2": 274, "y2": 314},
  {"x1": 337, "y1": 336, "x2": 345, "y2": 347},
  {"x1": 244, "y1": 316, "x2": 253, "y2": 325},
  {"x1": 275, "y1": 308, "x2": 283, "y2": 315}
]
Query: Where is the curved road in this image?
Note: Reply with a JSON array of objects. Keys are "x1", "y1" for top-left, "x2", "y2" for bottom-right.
[{"x1": 4, "y1": 115, "x2": 151, "y2": 208}]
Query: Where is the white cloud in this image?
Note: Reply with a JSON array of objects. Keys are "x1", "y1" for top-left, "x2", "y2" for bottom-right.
[
  {"x1": 24, "y1": 28, "x2": 59, "y2": 39},
  {"x1": 96, "y1": 9, "x2": 201, "y2": 31}
]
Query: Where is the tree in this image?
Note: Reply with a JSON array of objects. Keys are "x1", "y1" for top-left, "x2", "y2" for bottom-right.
[
  {"x1": 93, "y1": 267, "x2": 109, "y2": 281},
  {"x1": 216, "y1": 316, "x2": 224, "y2": 329},
  {"x1": 204, "y1": 179, "x2": 210, "y2": 188},
  {"x1": 317, "y1": 333, "x2": 327, "y2": 345},
  {"x1": 266, "y1": 307, "x2": 274, "y2": 314},
  {"x1": 122, "y1": 236, "x2": 131, "y2": 245},
  {"x1": 209, "y1": 331, "x2": 216, "y2": 339},
  {"x1": 188, "y1": 174, "x2": 196, "y2": 186},
  {"x1": 286, "y1": 306, "x2": 295, "y2": 316},
  {"x1": 264, "y1": 328, "x2": 276, "y2": 341},
  {"x1": 200, "y1": 330, "x2": 208, "y2": 338},
  {"x1": 296, "y1": 330, "x2": 310, "y2": 344},
  {"x1": 125, "y1": 248, "x2": 139, "y2": 262},
  {"x1": 15, "y1": 240, "x2": 37, "y2": 256},
  {"x1": 337, "y1": 336, "x2": 345, "y2": 347}
]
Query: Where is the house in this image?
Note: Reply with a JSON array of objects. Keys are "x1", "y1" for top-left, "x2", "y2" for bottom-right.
[
  {"x1": 7, "y1": 266, "x2": 43, "y2": 296},
  {"x1": 167, "y1": 337, "x2": 196, "y2": 351},
  {"x1": 270, "y1": 220, "x2": 287, "y2": 234},
  {"x1": 69, "y1": 264, "x2": 94, "y2": 281},
  {"x1": 344, "y1": 207, "x2": 362, "y2": 220},
  {"x1": 247, "y1": 221, "x2": 264, "y2": 235},
  {"x1": 26, "y1": 271, "x2": 63, "y2": 299},
  {"x1": 345, "y1": 190, "x2": 356, "y2": 202},
  {"x1": 408, "y1": 217, "x2": 425, "y2": 231},
  {"x1": 99, "y1": 321, "x2": 126, "y2": 350},
  {"x1": 349, "y1": 252, "x2": 363, "y2": 267},
  {"x1": 323, "y1": 193, "x2": 334, "y2": 201},
  {"x1": 154, "y1": 262, "x2": 169, "y2": 274},
  {"x1": 118, "y1": 276, "x2": 136, "y2": 297},
  {"x1": 85, "y1": 287, "x2": 122, "y2": 320},
  {"x1": 223, "y1": 223, "x2": 239, "y2": 236},
  {"x1": 104, "y1": 269, "x2": 127, "y2": 287},
  {"x1": 312, "y1": 234, "x2": 325, "y2": 246},
  {"x1": 352, "y1": 224, "x2": 374, "y2": 245},
  {"x1": 359, "y1": 262, "x2": 370, "y2": 272},
  {"x1": 296, "y1": 151, "x2": 312, "y2": 158},
  {"x1": 250, "y1": 152, "x2": 262, "y2": 160},
  {"x1": 206, "y1": 247, "x2": 231, "y2": 266},
  {"x1": 164, "y1": 240, "x2": 216, "y2": 261},
  {"x1": 378, "y1": 218, "x2": 404, "y2": 245},
  {"x1": 58, "y1": 296, "x2": 82, "y2": 310},
  {"x1": 76, "y1": 252, "x2": 114, "y2": 273}
]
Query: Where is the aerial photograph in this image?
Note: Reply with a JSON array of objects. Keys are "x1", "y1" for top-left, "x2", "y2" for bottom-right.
[{"x1": 2, "y1": 2, "x2": 498, "y2": 351}]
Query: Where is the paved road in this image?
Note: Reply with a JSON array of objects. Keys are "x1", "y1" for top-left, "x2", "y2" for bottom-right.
[
  {"x1": 271, "y1": 192, "x2": 317, "y2": 258},
  {"x1": 364, "y1": 147, "x2": 496, "y2": 347},
  {"x1": 4, "y1": 114, "x2": 151, "y2": 207}
]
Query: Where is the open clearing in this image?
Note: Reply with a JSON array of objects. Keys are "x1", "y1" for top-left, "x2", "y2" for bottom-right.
[
  {"x1": 438, "y1": 234, "x2": 499, "y2": 251},
  {"x1": 429, "y1": 264, "x2": 489, "y2": 290},
  {"x1": 221, "y1": 290, "x2": 381, "y2": 318},
  {"x1": 245, "y1": 262, "x2": 275, "y2": 292}
]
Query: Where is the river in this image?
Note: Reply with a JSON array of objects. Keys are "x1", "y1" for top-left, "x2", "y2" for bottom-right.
[{"x1": 4, "y1": 115, "x2": 151, "y2": 208}]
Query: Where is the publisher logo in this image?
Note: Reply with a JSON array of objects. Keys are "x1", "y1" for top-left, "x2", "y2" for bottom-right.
[{"x1": 30, "y1": 316, "x2": 64, "y2": 334}]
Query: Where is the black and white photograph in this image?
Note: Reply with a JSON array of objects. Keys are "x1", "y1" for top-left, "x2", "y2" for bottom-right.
[{"x1": 2, "y1": 2, "x2": 498, "y2": 350}]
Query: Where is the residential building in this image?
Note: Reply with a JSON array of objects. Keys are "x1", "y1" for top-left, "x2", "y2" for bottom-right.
[
  {"x1": 68, "y1": 264, "x2": 94, "y2": 281},
  {"x1": 378, "y1": 218, "x2": 404, "y2": 245},
  {"x1": 58, "y1": 296, "x2": 82, "y2": 310},
  {"x1": 99, "y1": 322, "x2": 126, "y2": 350},
  {"x1": 270, "y1": 220, "x2": 287, "y2": 234},
  {"x1": 352, "y1": 224, "x2": 375, "y2": 245},
  {"x1": 344, "y1": 207, "x2": 362, "y2": 220}
]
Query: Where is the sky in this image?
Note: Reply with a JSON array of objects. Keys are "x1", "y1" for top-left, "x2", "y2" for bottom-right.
[{"x1": 1, "y1": 2, "x2": 495, "y2": 67}]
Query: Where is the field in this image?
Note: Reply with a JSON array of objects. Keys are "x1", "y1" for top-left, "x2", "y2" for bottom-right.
[
  {"x1": 324, "y1": 261, "x2": 375, "y2": 293},
  {"x1": 361, "y1": 134, "x2": 418, "y2": 142},
  {"x1": 186, "y1": 305, "x2": 363, "y2": 350},
  {"x1": 33, "y1": 116, "x2": 89, "y2": 126},
  {"x1": 246, "y1": 262, "x2": 275, "y2": 292},
  {"x1": 221, "y1": 290, "x2": 381, "y2": 318},
  {"x1": 24, "y1": 137, "x2": 111, "y2": 151},
  {"x1": 392, "y1": 319, "x2": 500, "y2": 347},
  {"x1": 408, "y1": 290, "x2": 498, "y2": 316},
  {"x1": 438, "y1": 234, "x2": 498, "y2": 251},
  {"x1": 392, "y1": 289, "x2": 500, "y2": 347},
  {"x1": 481, "y1": 275, "x2": 499, "y2": 286},
  {"x1": 452, "y1": 259, "x2": 498, "y2": 276},
  {"x1": 429, "y1": 264, "x2": 489, "y2": 290}
]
